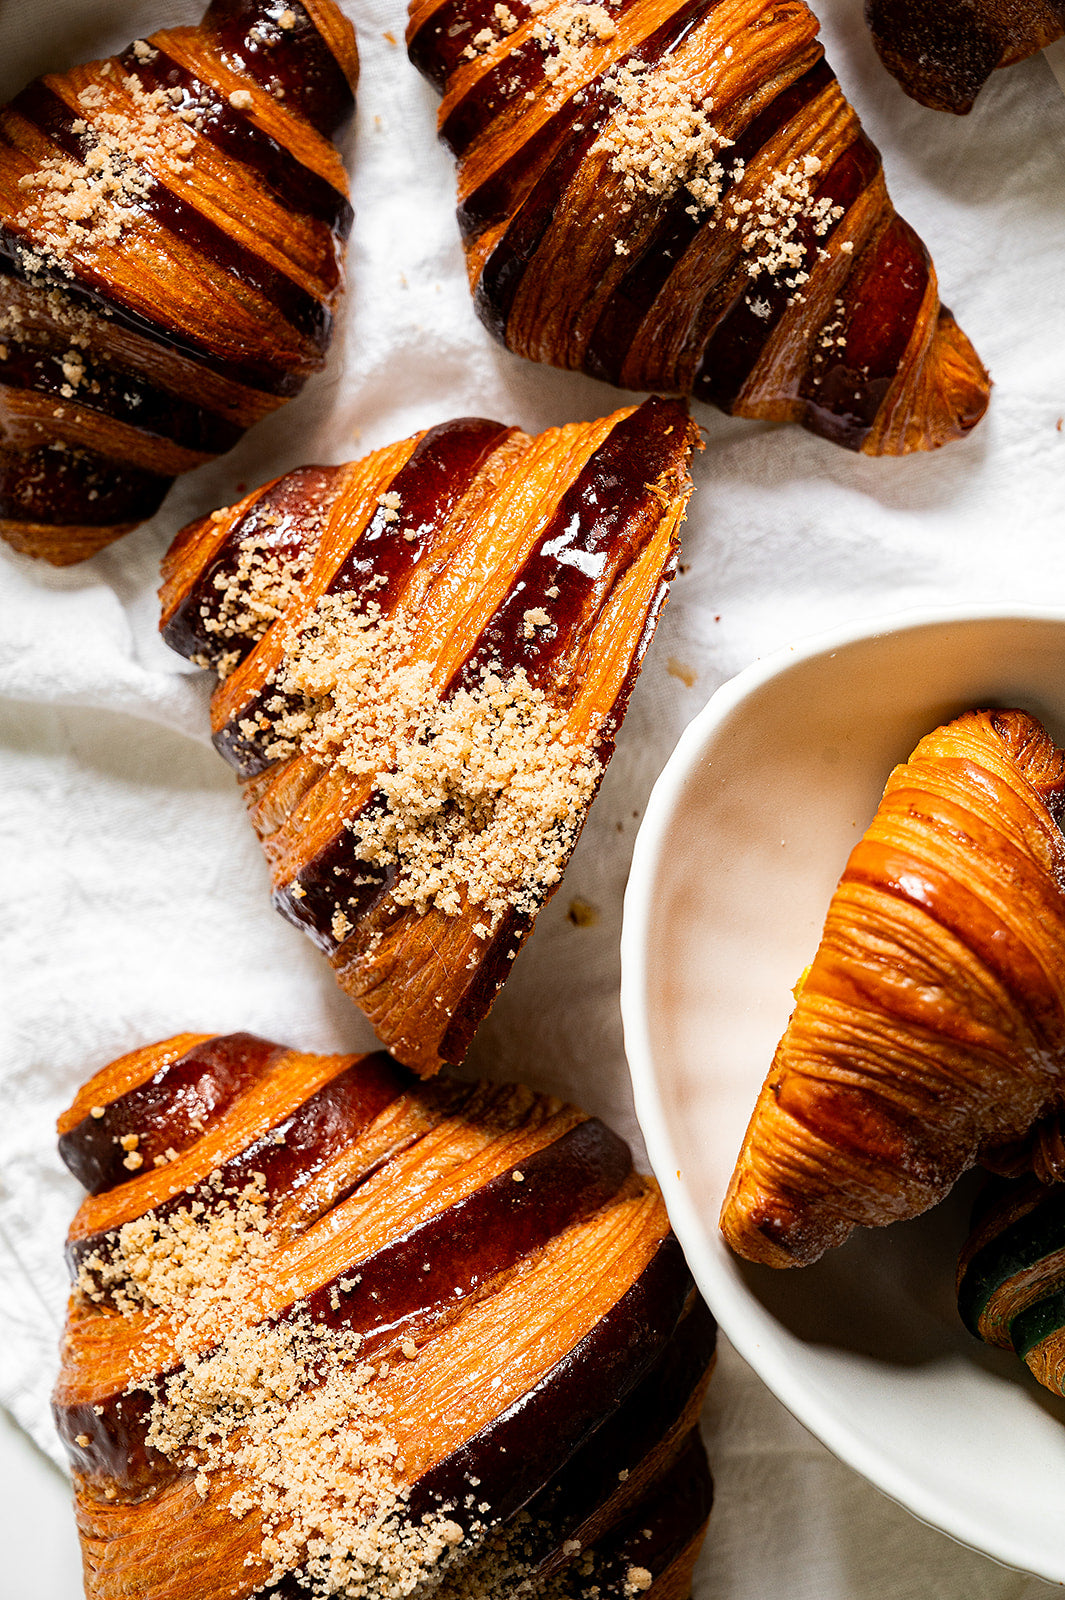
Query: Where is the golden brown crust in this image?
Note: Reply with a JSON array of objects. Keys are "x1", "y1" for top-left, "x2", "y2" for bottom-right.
[
  {"x1": 0, "y1": 0, "x2": 358, "y2": 564},
  {"x1": 721, "y1": 708, "x2": 1065, "y2": 1268},
  {"x1": 407, "y1": 0, "x2": 990, "y2": 454},
  {"x1": 55, "y1": 1031, "x2": 716, "y2": 1600},
  {"x1": 159, "y1": 400, "x2": 698, "y2": 1075}
]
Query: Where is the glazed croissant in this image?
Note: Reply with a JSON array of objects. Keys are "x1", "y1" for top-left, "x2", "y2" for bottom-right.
[
  {"x1": 406, "y1": 0, "x2": 990, "y2": 455},
  {"x1": 722, "y1": 708, "x2": 1065, "y2": 1268},
  {"x1": 865, "y1": 0, "x2": 1065, "y2": 113},
  {"x1": 160, "y1": 398, "x2": 698, "y2": 1076},
  {"x1": 54, "y1": 1030, "x2": 716, "y2": 1600},
  {"x1": 0, "y1": 0, "x2": 358, "y2": 565},
  {"x1": 957, "y1": 1170, "x2": 1065, "y2": 1397}
]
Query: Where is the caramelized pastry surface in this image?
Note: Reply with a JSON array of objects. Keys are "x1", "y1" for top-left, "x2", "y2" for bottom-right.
[
  {"x1": 407, "y1": 0, "x2": 990, "y2": 455},
  {"x1": 55, "y1": 1031, "x2": 716, "y2": 1600},
  {"x1": 0, "y1": 0, "x2": 358, "y2": 564},
  {"x1": 722, "y1": 708, "x2": 1065, "y2": 1268},
  {"x1": 866, "y1": 0, "x2": 1065, "y2": 113},
  {"x1": 159, "y1": 399, "x2": 698, "y2": 1075}
]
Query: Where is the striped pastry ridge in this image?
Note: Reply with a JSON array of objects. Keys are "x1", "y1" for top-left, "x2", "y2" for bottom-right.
[
  {"x1": 958, "y1": 1172, "x2": 1065, "y2": 1398},
  {"x1": 721, "y1": 708, "x2": 1065, "y2": 1270},
  {"x1": 406, "y1": 0, "x2": 990, "y2": 455},
  {"x1": 55, "y1": 1031, "x2": 717, "y2": 1600},
  {"x1": 0, "y1": 0, "x2": 358, "y2": 565},
  {"x1": 159, "y1": 398, "x2": 698, "y2": 1075}
]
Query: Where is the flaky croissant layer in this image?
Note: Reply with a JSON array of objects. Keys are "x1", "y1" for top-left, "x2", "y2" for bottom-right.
[
  {"x1": 55, "y1": 1031, "x2": 716, "y2": 1600},
  {"x1": 722, "y1": 708, "x2": 1065, "y2": 1268},
  {"x1": 407, "y1": 0, "x2": 990, "y2": 454},
  {"x1": 0, "y1": 0, "x2": 358, "y2": 564},
  {"x1": 160, "y1": 399, "x2": 698, "y2": 1075}
]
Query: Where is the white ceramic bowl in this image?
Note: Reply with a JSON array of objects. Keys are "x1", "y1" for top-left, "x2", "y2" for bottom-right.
[{"x1": 621, "y1": 606, "x2": 1065, "y2": 1582}]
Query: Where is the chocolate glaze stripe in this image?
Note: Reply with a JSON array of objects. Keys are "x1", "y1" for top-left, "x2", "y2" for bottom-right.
[
  {"x1": 795, "y1": 211, "x2": 930, "y2": 450},
  {"x1": 59, "y1": 1033, "x2": 284, "y2": 1196},
  {"x1": 406, "y1": 1231, "x2": 694, "y2": 1526},
  {"x1": 0, "y1": 227, "x2": 302, "y2": 396},
  {"x1": 588, "y1": 1426, "x2": 713, "y2": 1592},
  {"x1": 0, "y1": 438, "x2": 169, "y2": 527},
  {"x1": 459, "y1": 0, "x2": 712, "y2": 246},
  {"x1": 66, "y1": 1051, "x2": 411, "y2": 1281},
  {"x1": 0, "y1": 337, "x2": 243, "y2": 456},
  {"x1": 9, "y1": 81, "x2": 330, "y2": 348},
  {"x1": 583, "y1": 55, "x2": 834, "y2": 385},
  {"x1": 408, "y1": 0, "x2": 533, "y2": 91},
  {"x1": 119, "y1": 45, "x2": 353, "y2": 236},
  {"x1": 161, "y1": 464, "x2": 344, "y2": 666},
  {"x1": 303, "y1": 1116, "x2": 634, "y2": 1350},
  {"x1": 58, "y1": 1116, "x2": 633, "y2": 1485},
  {"x1": 693, "y1": 132, "x2": 882, "y2": 419},
  {"x1": 206, "y1": 0, "x2": 356, "y2": 139},
  {"x1": 958, "y1": 1183, "x2": 1065, "y2": 1337},
  {"x1": 214, "y1": 418, "x2": 517, "y2": 778},
  {"x1": 273, "y1": 398, "x2": 689, "y2": 954},
  {"x1": 523, "y1": 1297, "x2": 716, "y2": 1557},
  {"x1": 439, "y1": 0, "x2": 654, "y2": 158}
]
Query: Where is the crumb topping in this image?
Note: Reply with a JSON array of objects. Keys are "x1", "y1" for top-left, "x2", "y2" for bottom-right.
[
  {"x1": 198, "y1": 532, "x2": 313, "y2": 675},
  {"x1": 594, "y1": 58, "x2": 730, "y2": 209},
  {"x1": 247, "y1": 592, "x2": 602, "y2": 930},
  {"x1": 79, "y1": 1184, "x2": 472, "y2": 1597},
  {"x1": 729, "y1": 155, "x2": 845, "y2": 294}
]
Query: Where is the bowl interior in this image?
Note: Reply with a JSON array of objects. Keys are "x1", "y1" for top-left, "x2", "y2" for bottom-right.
[{"x1": 623, "y1": 610, "x2": 1065, "y2": 1582}]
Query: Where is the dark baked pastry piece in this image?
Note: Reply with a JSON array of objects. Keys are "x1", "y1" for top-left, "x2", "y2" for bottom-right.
[
  {"x1": 0, "y1": 0, "x2": 358, "y2": 565},
  {"x1": 958, "y1": 1168, "x2": 1065, "y2": 1396},
  {"x1": 406, "y1": 0, "x2": 990, "y2": 455},
  {"x1": 721, "y1": 708, "x2": 1065, "y2": 1268},
  {"x1": 159, "y1": 399, "x2": 698, "y2": 1076},
  {"x1": 54, "y1": 1030, "x2": 717, "y2": 1600},
  {"x1": 866, "y1": 0, "x2": 1065, "y2": 113}
]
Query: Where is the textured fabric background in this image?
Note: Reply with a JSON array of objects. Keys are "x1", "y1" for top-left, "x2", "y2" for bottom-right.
[{"x1": 0, "y1": 0, "x2": 1063, "y2": 1593}]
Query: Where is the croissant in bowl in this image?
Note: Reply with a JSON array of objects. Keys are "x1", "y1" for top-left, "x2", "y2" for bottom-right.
[
  {"x1": 160, "y1": 398, "x2": 698, "y2": 1076},
  {"x1": 0, "y1": 0, "x2": 358, "y2": 565},
  {"x1": 407, "y1": 0, "x2": 990, "y2": 455},
  {"x1": 54, "y1": 1030, "x2": 717, "y2": 1599},
  {"x1": 721, "y1": 708, "x2": 1065, "y2": 1268},
  {"x1": 865, "y1": 0, "x2": 1065, "y2": 113}
]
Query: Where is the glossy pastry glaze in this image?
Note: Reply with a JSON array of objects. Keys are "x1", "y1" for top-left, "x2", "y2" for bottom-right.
[
  {"x1": 160, "y1": 399, "x2": 698, "y2": 1075},
  {"x1": 722, "y1": 708, "x2": 1065, "y2": 1268},
  {"x1": 0, "y1": 0, "x2": 358, "y2": 564},
  {"x1": 55, "y1": 1031, "x2": 716, "y2": 1600},
  {"x1": 407, "y1": 0, "x2": 990, "y2": 454},
  {"x1": 866, "y1": 0, "x2": 1065, "y2": 113}
]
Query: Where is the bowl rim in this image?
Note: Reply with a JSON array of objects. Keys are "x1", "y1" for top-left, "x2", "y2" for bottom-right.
[{"x1": 620, "y1": 599, "x2": 1065, "y2": 1580}]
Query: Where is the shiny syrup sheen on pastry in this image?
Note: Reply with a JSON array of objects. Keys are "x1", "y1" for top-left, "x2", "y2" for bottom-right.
[
  {"x1": 0, "y1": 0, "x2": 358, "y2": 565},
  {"x1": 406, "y1": 0, "x2": 990, "y2": 455},
  {"x1": 865, "y1": 0, "x2": 1065, "y2": 113},
  {"x1": 159, "y1": 399, "x2": 699, "y2": 1076},
  {"x1": 54, "y1": 1030, "x2": 717, "y2": 1600},
  {"x1": 721, "y1": 708, "x2": 1065, "y2": 1268}
]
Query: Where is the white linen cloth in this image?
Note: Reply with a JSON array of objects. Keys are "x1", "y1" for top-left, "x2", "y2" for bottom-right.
[{"x1": 0, "y1": 0, "x2": 1063, "y2": 1592}]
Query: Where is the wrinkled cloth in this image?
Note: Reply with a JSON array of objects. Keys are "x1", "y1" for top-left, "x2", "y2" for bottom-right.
[{"x1": 0, "y1": 0, "x2": 1063, "y2": 1594}]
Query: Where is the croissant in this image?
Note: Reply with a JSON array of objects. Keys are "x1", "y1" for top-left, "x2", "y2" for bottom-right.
[
  {"x1": 0, "y1": 0, "x2": 358, "y2": 566},
  {"x1": 865, "y1": 0, "x2": 1065, "y2": 113},
  {"x1": 957, "y1": 1171, "x2": 1065, "y2": 1396},
  {"x1": 159, "y1": 398, "x2": 698, "y2": 1076},
  {"x1": 54, "y1": 1030, "x2": 716, "y2": 1600},
  {"x1": 721, "y1": 708, "x2": 1065, "y2": 1268},
  {"x1": 406, "y1": 0, "x2": 990, "y2": 455}
]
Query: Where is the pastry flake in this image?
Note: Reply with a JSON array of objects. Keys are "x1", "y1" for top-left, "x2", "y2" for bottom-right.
[
  {"x1": 54, "y1": 1030, "x2": 717, "y2": 1600},
  {"x1": 0, "y1": 0, "x2": 359, "y2": 564},
  {"x1": 159, "y1": 399, "x2": 699, "y2": 1075}
]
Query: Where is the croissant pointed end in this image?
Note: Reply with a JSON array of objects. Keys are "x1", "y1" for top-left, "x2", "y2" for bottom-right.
[
  {"x1": 0, "y1": 517, "x2": 136, "y2": 565},
  {"x1": 864, "y1": 307, "x2": 991, "y2": 456}
]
